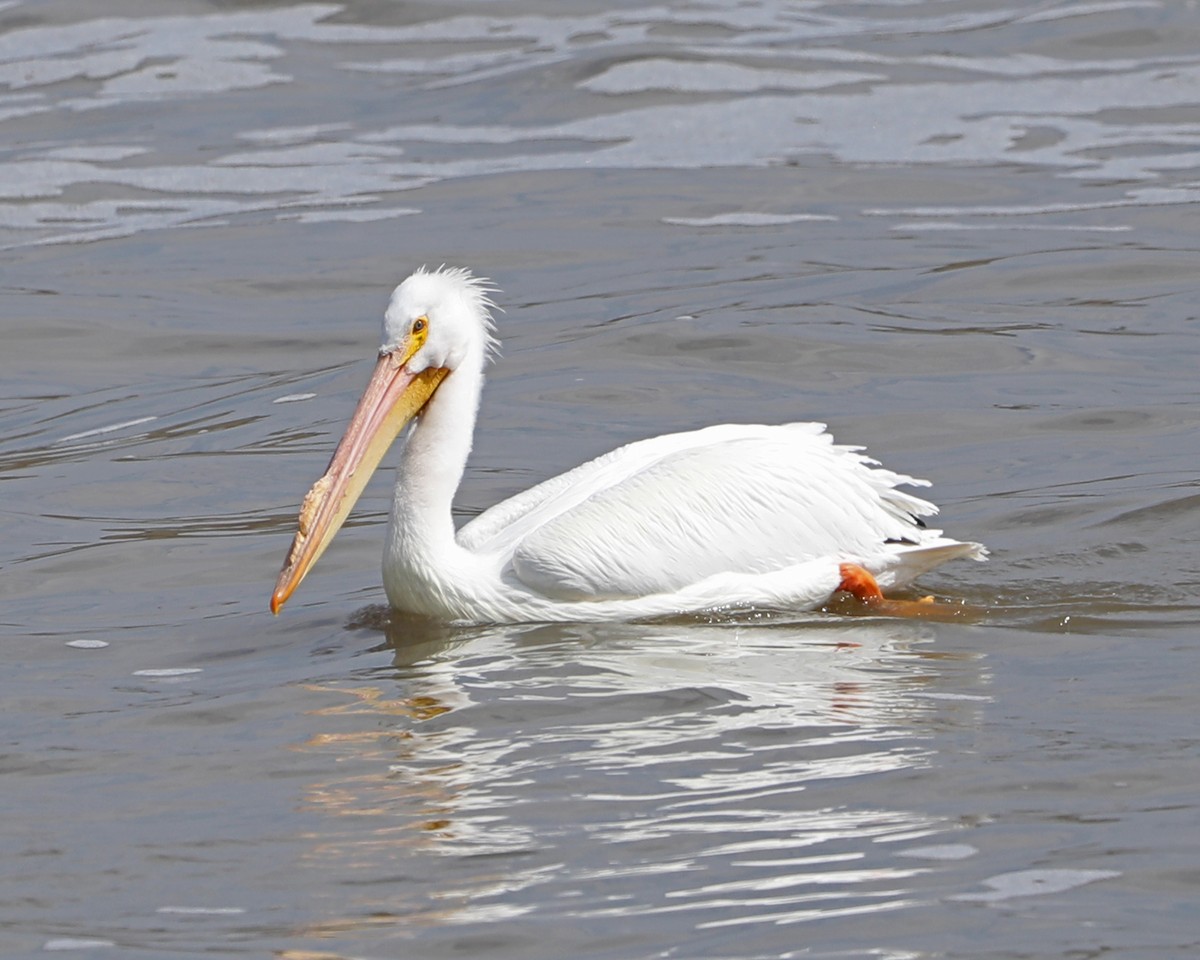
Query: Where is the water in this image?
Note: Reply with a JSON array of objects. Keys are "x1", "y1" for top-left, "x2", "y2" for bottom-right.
[{"x1": 3, "y1": 1, "x2": 1199, "y2": 956}]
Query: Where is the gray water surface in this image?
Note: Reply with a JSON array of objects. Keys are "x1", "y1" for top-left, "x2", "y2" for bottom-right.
[{"x1": 3, "y1": 1, "x2": 1199, "y2": 957}]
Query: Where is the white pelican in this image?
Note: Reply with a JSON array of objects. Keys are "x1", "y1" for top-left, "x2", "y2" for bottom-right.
[{"x1": 271, "y1": 266, "x2": 985, "y2": 622}]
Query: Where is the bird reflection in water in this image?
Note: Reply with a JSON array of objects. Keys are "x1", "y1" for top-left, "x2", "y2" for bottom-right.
[{"x1": 283, "y1": 613, "x2": 987, "y2": 945}]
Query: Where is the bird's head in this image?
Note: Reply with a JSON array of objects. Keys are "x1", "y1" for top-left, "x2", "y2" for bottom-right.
[
  {"x1": 381, "y1": 265, "x2": 498, "y2": 376},
  {"x1": 270, "y1": 266, "x2": 496, "y2": 615}
]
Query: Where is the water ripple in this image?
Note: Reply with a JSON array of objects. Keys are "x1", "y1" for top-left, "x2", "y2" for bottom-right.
[
  {"x1": 2, "y1": 2, "x2": 1198, "y2": 247},
  {"x1": 291, "y1": 622, "x2": 981, "y2": 932}
]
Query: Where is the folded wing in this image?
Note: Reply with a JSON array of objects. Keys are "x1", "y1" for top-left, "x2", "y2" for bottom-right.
[{"x1": 459, "y1": 423, "x2": 944, "y2": 602}]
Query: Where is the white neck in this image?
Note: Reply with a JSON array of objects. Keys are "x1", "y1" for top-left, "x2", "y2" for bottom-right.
[{"x1": 383, "y1": 356, "x2": 494, "y2": 613}]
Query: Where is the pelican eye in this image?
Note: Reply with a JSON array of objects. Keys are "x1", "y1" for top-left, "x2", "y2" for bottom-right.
[{"x1": 412, "y1": 316, "x2": 427, "y2": 334}]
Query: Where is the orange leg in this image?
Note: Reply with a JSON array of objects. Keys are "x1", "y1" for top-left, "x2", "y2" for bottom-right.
[
  {"x1": 833, "y1": 563, "x2": 962, "y2": 619},
  {"x1": 837, "y1": 563, "x2": 887, "y2": 603}
]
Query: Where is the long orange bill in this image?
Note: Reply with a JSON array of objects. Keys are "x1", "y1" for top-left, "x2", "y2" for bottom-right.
[{"x1": 271, "y1": 351, "x2": 448, "y2": 614}]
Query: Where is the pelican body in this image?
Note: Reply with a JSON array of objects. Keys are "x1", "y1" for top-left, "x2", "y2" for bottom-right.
[{"x1": 271, "y1": 267, "x2": 984, "y2": 622}]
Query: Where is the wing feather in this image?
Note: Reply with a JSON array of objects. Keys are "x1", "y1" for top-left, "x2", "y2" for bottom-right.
[{"x1": 461, "y1": 423, "x2": 942, "y2": 602}]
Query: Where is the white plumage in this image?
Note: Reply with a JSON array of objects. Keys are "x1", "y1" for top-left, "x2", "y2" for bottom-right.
[{"x1": 272, "y1": 267, "x2": 985, "y2": 622}]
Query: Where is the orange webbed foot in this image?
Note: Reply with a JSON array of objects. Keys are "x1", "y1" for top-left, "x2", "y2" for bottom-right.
[
  {"x1": 836, "y1": 563, "x2": 885, "y2": 603},
  {"x1": 832, "y1": 563, "x2": 971, "y2": 620}
]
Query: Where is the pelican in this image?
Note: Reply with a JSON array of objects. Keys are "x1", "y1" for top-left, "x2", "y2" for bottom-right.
[{"x1": 271, "y1": 266, "x2": 985, "y2": 622}]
